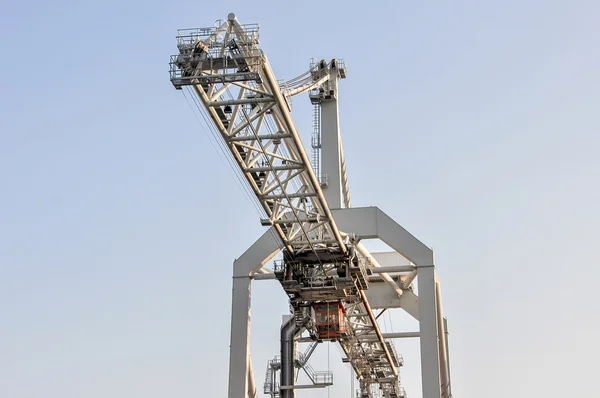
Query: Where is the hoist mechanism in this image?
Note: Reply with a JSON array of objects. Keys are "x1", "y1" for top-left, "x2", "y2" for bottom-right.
[{"x1": 170, "y1": 13, "x2": 409, "y2": 398}]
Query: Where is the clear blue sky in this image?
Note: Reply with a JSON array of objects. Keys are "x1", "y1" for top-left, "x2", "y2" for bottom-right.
[{"x1": 2, "y1": 1, "x2": 599, "y2": 397}]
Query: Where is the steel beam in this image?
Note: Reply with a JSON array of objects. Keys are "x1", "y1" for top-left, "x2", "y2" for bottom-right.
[
  {"x1": 228, "y1": 275, "x2": 251, "y2": 398},
  {"x1": 320, "y1": 72, "x2": 343, "y2": 208},
  {"x1": 208, "y1": 97, "x2": 274, "y2": 106},
  {"x1": 332, "y1": 206, "x2": 448, "y2": 398},
  {"x1": 370, "y1": 266, "x2": 416, "y2": 273},
  {"x1": 228, "y1": 228, "x2": 282, "y2": 398},
  {"x1": 436, "y1": 280, "x2": 450, "y2": 398},
  {"x1": 444, "y1": 318, "x2": 453, "y2": 398},
  {"x1": 383, "y1": 331, "x2": 420, "y2": 339},
  {"x1": 332, "y1": 207, "x2": 433, "y2": 267},
  {"x1": 418, "y1": 265, "x2": 441, "y2": 398},
  {"x1": 364, "y1": 280, "x2": 419, "y2": 318}
]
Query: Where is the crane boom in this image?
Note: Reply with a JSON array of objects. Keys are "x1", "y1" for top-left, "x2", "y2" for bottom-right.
[
  {"x1": 170, "y1": 13, "x2": 403, "y2": 398},
  {"x1": 170, "y1": 16, "x2": 345, "y2": 256}
]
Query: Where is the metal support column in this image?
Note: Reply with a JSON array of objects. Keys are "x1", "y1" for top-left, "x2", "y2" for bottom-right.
[
  {"x1": 443, "y1": 318, "x2": 453, "y2": 398},
  {"x1": 436, "y1": 281, "x2": 450, "y2": 398},
  {"x1": 418, "y1": 265, "x2": 441, "y2": 398},
  {"x1": 227, "y1": 228, "x2": 282, "y2": 398},
  {"x1": 228, "y1": 275, "x2": 251, "y2": 398},
  {"x1": 320, "y1": 71, "x2": 343, "y2": 209}
]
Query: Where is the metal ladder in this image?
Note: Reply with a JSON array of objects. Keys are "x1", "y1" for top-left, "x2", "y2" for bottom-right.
[
  {"x1": 311, "y1": 102, "x2": 321, "y2": 183},
  {"x1": 263, "y1": 357, "x2": 281, "y2": 398}
]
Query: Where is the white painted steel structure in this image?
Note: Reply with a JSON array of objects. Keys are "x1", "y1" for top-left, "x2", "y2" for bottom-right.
[{"x1": 170, "y1": 13, "x2": 453, "y2": 398}]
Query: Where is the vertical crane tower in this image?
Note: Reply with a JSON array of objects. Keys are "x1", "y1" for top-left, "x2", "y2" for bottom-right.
[{"x1": 169, "y1": 13, "x2": 453, "y2": 398}]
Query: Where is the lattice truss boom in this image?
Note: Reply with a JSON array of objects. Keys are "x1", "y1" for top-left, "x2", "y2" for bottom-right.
[
  {"x1": 342, "y1": 295, "x2": 401, "y2": 397},
  {"x1": 170, "y1": 15, "x2": 401, "y2": 398},
  {"x1": 170, "y1": 19, "x2": 345, "y2": 254}
]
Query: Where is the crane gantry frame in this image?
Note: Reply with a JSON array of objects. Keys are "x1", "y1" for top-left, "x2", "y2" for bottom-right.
[{"x1": 169, "y1": 13, "x2": 453, "y2": 398}]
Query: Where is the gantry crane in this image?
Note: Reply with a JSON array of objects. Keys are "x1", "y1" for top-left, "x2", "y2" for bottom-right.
[{"x1": 169, "y1": 13, "x2": 453, "y2": 398}]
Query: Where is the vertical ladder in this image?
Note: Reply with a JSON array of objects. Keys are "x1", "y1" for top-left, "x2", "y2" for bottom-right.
[{"x1": 311, "y1": 102, "x2": 321, "y2": 183}]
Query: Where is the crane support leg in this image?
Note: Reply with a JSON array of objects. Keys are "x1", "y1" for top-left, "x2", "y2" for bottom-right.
[
  {"x1": 436, "y1": 280, "x2": 450, "y2": 398},
  {"x1": 443, "y1": 318, "x2": 453, "y2": 397},
  {"x1": 417, "y1": 265, "x2": 442, "y2": 398},
  {"x1": 228, "y1": 228, "x2": 282, "y2": 398},
  {"x1": 248, "y1": 359, "x2": 258, "y2": 398},
  {"x1": 331, "y1": 206, "x2": 450, "y2": 398},
  {"x1": 228, "y1": 276, "x2": 251, "y2": 398}
]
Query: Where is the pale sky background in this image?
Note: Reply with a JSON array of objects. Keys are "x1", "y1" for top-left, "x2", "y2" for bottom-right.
[{"x1": 2, "y1": 1, "x2": 600, "y2": 397}]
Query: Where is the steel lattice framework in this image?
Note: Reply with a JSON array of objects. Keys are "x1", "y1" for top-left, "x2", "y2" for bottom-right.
[
  {"x1": 170, "y1": 18, "x2": 346, "y2": 256},
  {"x1": 170, "y1": 14, "x2": 407, "y2": 398}
]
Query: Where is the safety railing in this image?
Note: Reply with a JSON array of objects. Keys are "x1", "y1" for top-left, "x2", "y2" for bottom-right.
[
  {"x1": 311, "y1": 370, "x2": 334, "y2": 385},
  {"x1": 176, "y1": 23, "x2": 259, "y2": 47}
]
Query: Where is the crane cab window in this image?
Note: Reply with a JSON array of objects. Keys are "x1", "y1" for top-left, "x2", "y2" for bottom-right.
[{"x1": 312, "y1": 302, "x2": 347, "y2": 340}]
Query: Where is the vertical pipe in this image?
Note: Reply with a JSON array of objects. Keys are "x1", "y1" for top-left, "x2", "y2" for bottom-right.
[
  {"x1": 281, "y1": 317, "x2": 298, "y2": 398},
  {"x1": 436, "y1": 281, "x2": 450, "y2": 398},
  {"x1": 271, "y1": 362, "x2": 276, "y2": 398},
  {"x1": 320, "y1": 69, "x2": 343, "y2": 209}
]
